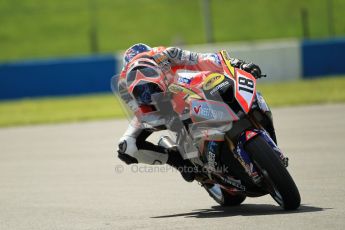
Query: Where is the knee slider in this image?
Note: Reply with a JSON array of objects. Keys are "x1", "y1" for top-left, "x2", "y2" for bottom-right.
[{"x1": 118, "y1": 151, "x2": 138, "y2": 165}]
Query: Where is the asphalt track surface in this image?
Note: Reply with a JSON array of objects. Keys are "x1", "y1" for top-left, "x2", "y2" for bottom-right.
[{"x1": 1, "y1": 104, "x2": 345, "y2": 230}]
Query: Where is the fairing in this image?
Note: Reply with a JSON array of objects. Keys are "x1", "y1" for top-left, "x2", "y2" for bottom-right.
[{"x1": 111, "y1": 51, "x2": 271, "y2": 171}]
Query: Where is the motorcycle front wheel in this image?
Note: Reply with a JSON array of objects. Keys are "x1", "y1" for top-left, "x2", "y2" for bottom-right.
[{"x1": 245, "y1": 135, "x2": 301, "y2": 210}]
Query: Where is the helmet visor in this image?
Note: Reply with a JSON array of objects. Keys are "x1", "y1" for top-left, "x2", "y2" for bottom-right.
[{"x1": 132, "y1": 82, "x2": 163, "y2": 105}]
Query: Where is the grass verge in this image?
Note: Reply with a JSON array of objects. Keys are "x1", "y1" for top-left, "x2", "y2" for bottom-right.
[
  {"x1": 257, "y1": 76, "x2": 345, "y2": 106},
  {"x1": 0, "y1": 76, "x2": 344, "y2": 127},
  {"x1": 1, "y1": 0, "x2": 345, "y2": 61},
  {"x1": 0, "y1": 94, "x2": 124, "y2": 127}
]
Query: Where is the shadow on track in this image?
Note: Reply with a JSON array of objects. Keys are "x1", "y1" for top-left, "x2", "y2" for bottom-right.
[{"x1": 151, "y1": 204, "x2": 326, "y2": 219}]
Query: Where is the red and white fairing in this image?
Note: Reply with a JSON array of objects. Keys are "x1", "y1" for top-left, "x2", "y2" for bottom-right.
[{"x1": 234, "y1": 69, "x2": 257, "y2": 114}]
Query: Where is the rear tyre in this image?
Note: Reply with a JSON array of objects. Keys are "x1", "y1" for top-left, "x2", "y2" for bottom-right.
[
  {"x1": 245, "y1": 135, "x2": 301, "y2": 210},
  {"x1": 204, "y1": 184, "x2": 246, "y2": 206}
]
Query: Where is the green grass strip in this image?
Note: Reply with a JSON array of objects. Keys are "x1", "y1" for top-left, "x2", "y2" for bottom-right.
[
  {"x1": 258, "y1": 76, "x2": 345, "y2": 106},
  {"x1": 0, "y1": 93, "x2": 124, "y2": 127}
]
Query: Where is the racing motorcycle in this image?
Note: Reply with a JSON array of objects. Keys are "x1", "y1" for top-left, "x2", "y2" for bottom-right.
[{"x1": 112, "y1": 50, "x2": 301, "y2": 210}]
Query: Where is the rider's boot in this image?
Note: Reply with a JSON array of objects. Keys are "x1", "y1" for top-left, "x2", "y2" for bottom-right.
[{"x1": 166, "y1": 148, "x2": 195, "y2": 182}]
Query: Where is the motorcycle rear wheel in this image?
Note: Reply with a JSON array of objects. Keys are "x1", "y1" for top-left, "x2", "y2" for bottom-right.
[
  {"x1": 204, "y1": 184, "x2": 246, "y2": 206},
  {"x1": 245, "y1": 135, "x2": 301, "y2": 210}
]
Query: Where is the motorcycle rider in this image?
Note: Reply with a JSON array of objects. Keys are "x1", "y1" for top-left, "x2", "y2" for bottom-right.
[{"x1": 116, "y1": 43, "x2": 264, "y2": 182}]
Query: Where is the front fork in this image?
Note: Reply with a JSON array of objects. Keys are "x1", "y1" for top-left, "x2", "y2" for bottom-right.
[{"x1": 232, "y1": 129, "x2": 288, "y2": 183}]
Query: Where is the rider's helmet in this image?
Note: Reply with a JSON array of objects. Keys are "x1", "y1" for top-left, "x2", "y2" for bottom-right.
[
  {"x1": 125, "y1": 57, "x2": 167, "y2": 106},
  {"x1": 123, "y1": 43, "x2": 152, "y2": 66}
]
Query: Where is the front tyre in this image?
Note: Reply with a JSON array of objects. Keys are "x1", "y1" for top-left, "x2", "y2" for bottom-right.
[
  {"x1": 245, "y1": 135, "x2": 301, "y2": 210},
  {"x1": 204, "y1": 184, "x2": 246, "y2": 206}
]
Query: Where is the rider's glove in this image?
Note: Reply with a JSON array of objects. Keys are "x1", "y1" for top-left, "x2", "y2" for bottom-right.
[
  {"x1": 231, "y1": 58, "x2": 265, "y2": 79},
  {"x1": 241, "y1": 62, "x2": 265, "y2": 79},
  {"x1": 230, "y1": 58, "x2": 244, "y2": 68},
  {"x1": 153, "y1": 53, "x2": 171, "y2": 73}
]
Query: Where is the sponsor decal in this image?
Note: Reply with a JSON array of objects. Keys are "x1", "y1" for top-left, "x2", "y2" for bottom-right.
[
  {"x1": 207, "y1": 141, "x2": 218, "y2": 172},
  {"x1": 193, "y1": 105, "x2": 201, "y2": 114},
  {"x1": 178, "y1": 76, "x2": 192, "y2": 84},
  {"x1": 200, "y1": 108, "x2": 224, "y2": 120},
  {"x1": 203, "y1": 73, "x2": 225, "y2": 90},
  {"x1": 191, "y1": 104, "x2": 224, "y2": 120},
  {"x1": 190, "y1": 100, "x2": 239, "y2": 122},
  {"x1": 208, "y1": 150, "x2": 217, "y2": 171},
  {"x1": 210, "y1": 80, "x2": 230, "y2": 95},
  {"x1": 168, "y1": 84, "x2": 202, "y2": 99},
  {"x1": 220, "y1": 176, "x2": 246, "y2": 190},
  {"x1": 235, "y1": 144, "x2": 258, "y2": 177}
]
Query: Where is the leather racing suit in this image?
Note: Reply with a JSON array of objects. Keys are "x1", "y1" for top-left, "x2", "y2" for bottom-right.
[{"x1": 117, "y1": 46, "x2": 262, "y2": 181}]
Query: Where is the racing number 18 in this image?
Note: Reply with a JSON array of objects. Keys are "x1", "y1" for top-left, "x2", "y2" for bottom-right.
[{"x1": 238, "y1": 76, "x2": 254, "y2": 93}]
